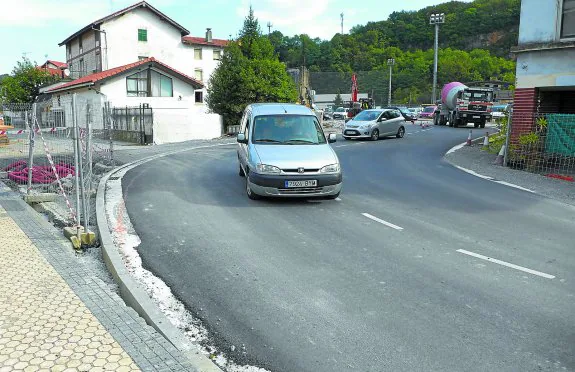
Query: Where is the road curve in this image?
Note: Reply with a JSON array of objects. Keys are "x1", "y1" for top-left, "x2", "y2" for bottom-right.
[{"x1": 121, "y1": 124, "x2": 575, "y2": 372}]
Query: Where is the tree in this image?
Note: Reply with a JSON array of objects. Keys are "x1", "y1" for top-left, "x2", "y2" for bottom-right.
[
  {"x1": 207, "y1": 8, "x2": 298, "y2": 127},
  {"x1": 333, "y1": 91, "x2": 343, "y2": 107},
  {"x1": 0, "y1": 57, "x2": 59, "y2": 103}
]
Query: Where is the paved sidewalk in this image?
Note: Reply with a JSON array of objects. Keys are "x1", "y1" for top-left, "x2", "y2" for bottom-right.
[
  {"x1": 0, "y1": 182, "x2": 199, "y2": 371},
  {"x1": 444, "y1": 142, "x2": 574, "y2": 206}
]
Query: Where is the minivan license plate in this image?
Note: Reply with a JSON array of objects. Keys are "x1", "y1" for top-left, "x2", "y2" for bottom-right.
[
  {"x1": 473, "y1": 116, "x2": 480, "y2": 118},
  {"x1": 285, "y1": 180, "x2": 317, "y2": 188}
]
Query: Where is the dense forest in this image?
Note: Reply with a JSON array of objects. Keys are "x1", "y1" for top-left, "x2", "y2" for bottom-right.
[{"x1": 268, "y1": 0, "x2": 520, "y2": 104}]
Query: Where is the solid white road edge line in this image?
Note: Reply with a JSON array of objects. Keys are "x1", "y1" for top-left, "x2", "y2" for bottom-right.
[
  {"x1": 456, "y1": 249, "x2": 555, "y2": 279},
  {"x1": 362, "y1": 213, "x2": 404, "y2": 231},
  {"x1": 454, "y1": 165, "x2": 494, "y2": 180},
  {"x1": 493, "y1": 180, "x2": 535, "y2": 193},
  {"x1": 446, "y1": 142, "x2": 466, "y2": 155}
]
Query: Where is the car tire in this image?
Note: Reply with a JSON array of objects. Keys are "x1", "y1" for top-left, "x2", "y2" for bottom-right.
[
  {"x1": 370, "y1": 129, "x2": 379, "y2": 141},
  {"x1": 474, "y1": 123, "x2": 480, "y2": 128},
  {"x1": 480, "y1": 120, "x2": 486, "y2": 129},
  {"x1": 324, "y1": 191, "x2": 341, "y2": 200},
  {"x1": 246, "y1": 174, "x2": 261, "y2": 200},
  {"x1": 396, "y1": 126, "x2": 405, "y2": 138},
  {"x1": 239, "y1": 164, "x2": 245, "y2": 177}
]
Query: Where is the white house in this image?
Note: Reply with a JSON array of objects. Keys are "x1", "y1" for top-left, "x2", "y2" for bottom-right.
[
  {"x1": 58, "y1": 1, "x2": 228, "y2": 97},
  {"x1": 47, "y1": 58, "x2": 222, "y2": 143}
]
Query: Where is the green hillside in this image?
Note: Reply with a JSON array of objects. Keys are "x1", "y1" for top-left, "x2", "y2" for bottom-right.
[{"x1": 269, "y1": 0, "x2": 520, "y2": 104}]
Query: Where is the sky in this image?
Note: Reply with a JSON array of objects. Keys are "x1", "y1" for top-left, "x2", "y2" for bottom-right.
[{"x1": 0, "y1": 0, "x2": 471, "y2": 74}]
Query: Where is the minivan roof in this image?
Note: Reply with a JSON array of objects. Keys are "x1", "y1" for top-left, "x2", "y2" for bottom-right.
[{"x1": 248, "y1": 103, "x2": 315, "y2": 117}]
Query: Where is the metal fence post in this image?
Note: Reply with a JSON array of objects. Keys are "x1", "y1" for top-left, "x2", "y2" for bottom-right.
[
  {"x1": 72, "y1": 94, "x2": 82, "y2": 228},
  {"x1": 26, "y1": 107, "x2": 35, "y2": 195},
  {"x1": 503, "y1": 110, "x2": 512, "y2": 167}
]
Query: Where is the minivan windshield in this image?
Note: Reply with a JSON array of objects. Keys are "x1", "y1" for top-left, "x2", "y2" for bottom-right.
[
  {"x1": 334, "y1": 107, "x2": 346, "y2": 112},
  {"x1": 252, "y1": 115, "x2": 327, "y2": 145},
  {"x1": 353, "y1": 110, "x2": 383, "y2": 121},
  {"x1": 423, "y1": 106, "x2": 435, "y2": 113}
]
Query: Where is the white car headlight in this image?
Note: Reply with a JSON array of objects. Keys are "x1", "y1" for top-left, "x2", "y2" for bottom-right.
[
  {"x1": 256, "y1": 164, "x2": 281, "y2": 174},
  {"x1": 320, "y1": 164, "x2": 340, "y2": 173}
]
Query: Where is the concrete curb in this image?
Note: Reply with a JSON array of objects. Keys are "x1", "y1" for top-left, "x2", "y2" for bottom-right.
[
  {"x1": 96, "y1": 147, "x2": 233, "y2": 372},
  {"x1": 443, "y1": 132, "x2": 538, "y2": 194}
]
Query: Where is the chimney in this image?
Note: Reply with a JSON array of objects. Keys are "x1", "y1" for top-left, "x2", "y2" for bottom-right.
[{"x1": 206, "y1": 28, "x2": 212, "y2": 43}]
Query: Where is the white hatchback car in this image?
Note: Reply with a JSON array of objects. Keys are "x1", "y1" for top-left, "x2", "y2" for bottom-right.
[{"x1": 342, "y1": 109, "x2": 406, "y2": 141}]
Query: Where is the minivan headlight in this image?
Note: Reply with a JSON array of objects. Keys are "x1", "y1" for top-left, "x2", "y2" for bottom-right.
[
  {"x1": 320, "y1": 164, "x2": 340, "y2": 173},
  {"x1": 256, "y1": 164, "x2": 281, "y2": 174}
]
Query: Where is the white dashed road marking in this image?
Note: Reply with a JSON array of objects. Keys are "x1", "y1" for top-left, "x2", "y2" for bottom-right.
[
  {"x1": 456, "y1": 249, "x2": 555, "y2": 279},
  {"x1": 362, "y1": 213, "x2": 404, "y2": 231}
]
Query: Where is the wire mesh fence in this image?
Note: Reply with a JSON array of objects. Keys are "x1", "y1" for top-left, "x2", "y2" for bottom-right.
[
  {"x1": 0, "y1": 94, "x2": 113, "y2": 231},
  {"x1": 507, "y1": 112, "x2": 575, "y2": 177},
  {"x1": 309, "y1": 71, "x2": 431, "y2": 107}
]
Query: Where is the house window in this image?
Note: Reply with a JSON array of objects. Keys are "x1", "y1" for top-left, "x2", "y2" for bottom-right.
[
  {"x1": 67, "y1": 45, "x2": 71, "y2": 60},
  {"x1": 194, "y1": 48, "x2": 202, "y2": 60},
  {"x1": 126, "y1": 69, "x2": 173, "y2": 97},
  {"x1": 195, "y1": 91, "x2": 203, "y2": 103},
  {"x1": 138, "y1": 29, "x2": 148, "y2": 42},
  {"x1": 79, "y1": 36, "x2": 83, "y2": 54},
  {"x1": 194, "y1": 69, "x2": 203, "y2": 82},
  {"x1": 95, "y1": 30, "x2": 100, "y2": 46},
  {"x1": 562, "y1": 0, "x2": 575, "y2": 38},
  {"x1": 213, "y1": 50, "x2": 222, "y2": 60},
  {"x1": 79, "y1": 59, "x2": 85, "y2": 77}
]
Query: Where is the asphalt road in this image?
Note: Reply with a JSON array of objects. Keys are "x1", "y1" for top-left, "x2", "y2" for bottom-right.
[{"x1": 122, "y1": 123, "x2": 575, "y2": 372}]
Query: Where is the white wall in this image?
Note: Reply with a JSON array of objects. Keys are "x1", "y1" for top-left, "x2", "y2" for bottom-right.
[
  {"x1": 516, "y1": 47, "x2": 575, "y2": 88},
  {"x1": 152, "y1": 112, "x2": 222, "y2": 144},
  {"x1": 101, "y1": 7, "x2": 223, "y2": 87},
  {"x1": 518, "y1": 0, "x2": 561, "y2": 44}
]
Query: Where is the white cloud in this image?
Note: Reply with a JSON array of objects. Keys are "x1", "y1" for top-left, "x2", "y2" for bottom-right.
[
  {"x1": 236, "y1": 0, "x2": 356, "y2": 40},
  {"x1": 0, "y1": 0, "x2": 159, "y2": 27}
]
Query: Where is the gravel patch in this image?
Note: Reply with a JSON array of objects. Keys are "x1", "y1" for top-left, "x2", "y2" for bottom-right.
[{"x1": 445, "y1": 144, "x2": 575, "y2": 206}]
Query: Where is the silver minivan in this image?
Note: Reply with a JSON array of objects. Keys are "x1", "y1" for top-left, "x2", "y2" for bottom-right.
[{"x1": 237, "y1": 103, "x2": 342, "y2": 200}]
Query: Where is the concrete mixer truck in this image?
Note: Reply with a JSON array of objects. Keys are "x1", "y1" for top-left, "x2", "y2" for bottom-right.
[{"x1": 434, "y1": 82, "x2": 494, "y2": 128}]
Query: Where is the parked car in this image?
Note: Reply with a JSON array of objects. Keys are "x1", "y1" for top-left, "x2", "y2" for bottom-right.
[
  {"x1": 385, "y1": 106, "x2": 416, "y2": 122},
  {"x1": 342, "y1": 108, "x2": 406, "y2": 141},
  {"x1": 419, "y1": 106, "x2": 437, "y2": 119},
  {"x1": 237, "y1": 103, "x2": 342, "y2": 200},
  {"x1": 491, "y1": 104, "x2": 510, "y2": 120},
  {"x1": 323, "y1": 108, "x2": 333, "y2": 120},
  {"x1": 332, "y1": 107, "x2": 350, "y2": 120}
]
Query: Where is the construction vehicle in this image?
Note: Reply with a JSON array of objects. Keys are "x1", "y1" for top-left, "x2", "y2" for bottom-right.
[
  {"x1": 345, "y1": 74, "x2": 374, "y2": 121},
  {"x1": 434, "y1": 82, "x2": 493, "y2": 128},
  {"x1": 287, "y1": 66, "x2": 323, "y2": 123}
]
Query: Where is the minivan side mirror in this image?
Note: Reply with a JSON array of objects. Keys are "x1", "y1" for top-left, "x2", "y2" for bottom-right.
[
  {"x1": 237, "y1": 133, "x2": 247, "y2": 144},
  {"x1": 328, "y1": 133, "x2": 337, "y2": 143}
]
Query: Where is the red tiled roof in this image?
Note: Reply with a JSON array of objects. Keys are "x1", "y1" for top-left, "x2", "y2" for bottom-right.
[
  {"x1": 47, "y1": 60, "x2": 67, "y2": 68},
  {"x1": 37, "y1": 67, "x2": 65, "y2": 77},
  {"x1": 182, "y1": 36, "x2": 228, "y2": 47},
  {"x1": 48, "y1": 57, "x2": 203, "y2": 92}
]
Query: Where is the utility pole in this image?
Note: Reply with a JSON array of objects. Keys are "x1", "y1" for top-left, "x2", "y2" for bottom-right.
[
  {"x1": 387, "y1": 58, "x2": 395, "y2": 106},
  {"x1": 340, "y1": 13, "x2": 344, "y2": 34},
  {"x1": 430, "y1": 13, "x2": 445, "y2": 104},
  {"x1": 267, "y1": 22, "x2": 273, "y2": 35}
]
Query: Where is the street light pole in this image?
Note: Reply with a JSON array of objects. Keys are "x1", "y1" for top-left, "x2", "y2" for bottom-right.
[
  {"x1": 430, "y1": 13, "x2": 445, "y2": 104},
  {"x1": 387, "y1": 58, "x2": 395, "y2": 106}
]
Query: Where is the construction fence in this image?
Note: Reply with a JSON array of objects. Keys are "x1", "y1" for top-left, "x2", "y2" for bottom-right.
[
  {"x1": 0, "y1": 95, "x2": 114, "y2": 232},
  {"x1": 309, "y1": 70, "x2": 431, "y2": 107},
  {"x1": 505, "y1": 112, "x2": 575, "y2": 178}
]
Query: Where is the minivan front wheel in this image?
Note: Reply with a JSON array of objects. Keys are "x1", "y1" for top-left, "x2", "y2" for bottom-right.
[
  {"x1": 370, "y1": 129, "x2": 379, "y2": 141},
  {"x1": 396, "y1": 126, "x2": 405, "y2": 138},
  {"x1": 246, "y1": 175, "x2": 261, "y2": 200}
]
